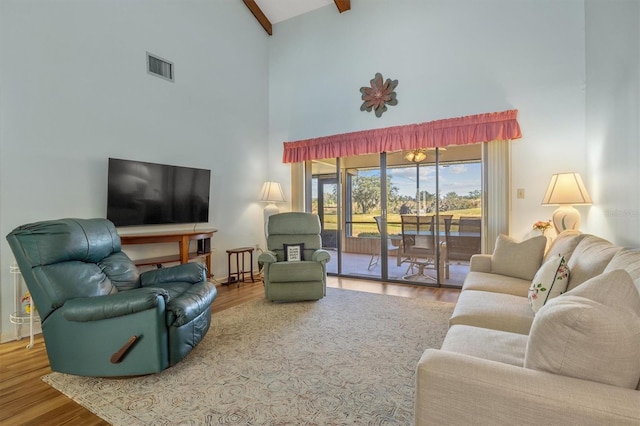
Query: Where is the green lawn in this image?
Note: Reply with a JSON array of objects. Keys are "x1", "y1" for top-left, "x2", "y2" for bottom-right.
[{"x1": 320, "y1": 209, "x2": 481, "y2": 236}]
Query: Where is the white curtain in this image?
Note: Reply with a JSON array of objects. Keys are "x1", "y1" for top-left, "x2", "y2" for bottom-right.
[
  {"x1": 483, "y1": 140, "x2": 510, "y2": 253},
  {"x1": 290, "y1": 162, "x2": 305, "y2": 212}
]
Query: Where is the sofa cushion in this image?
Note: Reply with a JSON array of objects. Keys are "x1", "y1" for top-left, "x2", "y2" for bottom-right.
[
  {"x1": 525, "y1": 270, "x2": 640, "y2": 389},
  {"x1": 450, "y1": 290, "x2": 534, "y2": 335},
  {"x1": 462, "y1": 271, "x2": 531, "y2": 297},
  {"x1": 491, "y1": 234, "x2": 548, "y2": 281},
  {"x1": 542, "y1": 230, "x2": 585, "y2": 263},
  {"x1": 441, "y1": 324, "x2": 528, "y2": 367},
  {"x1": 603, "y1": 248, "x2": 640, "y2": 294},
  {"x1": 565, "y1": 235, "x2": 620, "y2": 291},
  {"x1": 528, "y1": 255, "x2": 570, "y2": 313}
]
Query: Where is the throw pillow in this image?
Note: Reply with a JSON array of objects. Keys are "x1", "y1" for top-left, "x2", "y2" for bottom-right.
[
  {"x1": 525, "y1": 269, "x2": 640, "y2": 389},
  {"x1": 565, "y1": 268, "x2": 640, "y2": 313},
  {"x1": 602, "y1": 248, "x2": 640, "y2": 289},
  {"x1": 491, "y1": 234, "x2": 547, "y2": 281},
  {"x1": 528, "y1": 255, "x2": 569, "y2": 313},
  {"x1": 542, "y1": 229, "x2": 584, "y2": 263},
  {"x1": 284, "y1": 243, "x2": 305, "y2": 261}
]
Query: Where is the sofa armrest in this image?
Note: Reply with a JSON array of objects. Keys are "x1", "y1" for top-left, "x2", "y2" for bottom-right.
[
  {"x1": 416, "y1": 349, "x2": 640, "y2": 426},
  {"x1": 140, "y1": 262, "x2": 207, "y2": 286},
  {"x1": 63, "y1": 288, "x2": 169, "y2": 322},
  {"x1": 469, "y1": 254, "x2": 492, "y2": 272}
]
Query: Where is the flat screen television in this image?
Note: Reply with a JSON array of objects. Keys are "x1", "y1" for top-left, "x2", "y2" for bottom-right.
[{"x1": 107, "y1": 158, "x2": 211, "y2": 227}]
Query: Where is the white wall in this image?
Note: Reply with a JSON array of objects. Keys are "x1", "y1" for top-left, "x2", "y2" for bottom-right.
[
  {"x1": 268, "y1": 0, "x2": 588, "y2": 238},
  {"x1": 585, "y1": 0, "x2": 640, "y2": 247},
  {"x1": 0, "y1": 0, "x2": 270, "y2": 341}
]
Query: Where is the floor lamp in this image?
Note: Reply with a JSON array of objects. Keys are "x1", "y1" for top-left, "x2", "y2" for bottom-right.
[
  {"x1": 259, "y1": 181, "x2": 286, "y2": 239},
  {"x1": 541, "y1": 172, "x2": 592, "y2": 233}
]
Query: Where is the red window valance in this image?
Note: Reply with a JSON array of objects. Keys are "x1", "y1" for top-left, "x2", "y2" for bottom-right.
[{"x1": 282, "y1": 109, "x2": 521, "y2": 163}]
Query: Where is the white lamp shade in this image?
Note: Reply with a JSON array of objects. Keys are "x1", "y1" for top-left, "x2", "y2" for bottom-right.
[
  {"x1": 259, "y1": 181, "x2": 286, "y2": 239},
  {"x1": 542, "y1": 172, "x2": 592, "y2": 233},
  {"x1": 541, "y1": 172, "x2": 592, "y2": 205},
  {"x1": 259, "y1": 181, "x2": 286, "y2": 203}
]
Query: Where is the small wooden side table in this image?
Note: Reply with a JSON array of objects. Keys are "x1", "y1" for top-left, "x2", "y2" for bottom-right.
[{"x1": 226, "y1": 247, "x2": 255, "y2": 285}]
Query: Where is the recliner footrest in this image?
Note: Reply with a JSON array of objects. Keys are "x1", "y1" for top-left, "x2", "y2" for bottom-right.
[{"x1": 268, "y1": 261, "x2": 324, "y2": 282}]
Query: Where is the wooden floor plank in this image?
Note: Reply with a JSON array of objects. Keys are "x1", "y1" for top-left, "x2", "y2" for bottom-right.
[{"x1": 0, "y1": 277, "x2": 459, "y2": 424}]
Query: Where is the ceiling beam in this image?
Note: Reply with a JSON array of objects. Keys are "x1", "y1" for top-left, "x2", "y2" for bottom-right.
[
  {"x1": 242, "y1": 0, "x2": 272, "y2": 36},
  {"x1": 334, "y1": 0, "x2": 351, "y2": 13}
]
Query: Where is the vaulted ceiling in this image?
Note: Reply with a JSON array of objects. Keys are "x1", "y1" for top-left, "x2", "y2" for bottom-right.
[{"x1": 242, "y1": 0, "x2": 350, "y2": 35}]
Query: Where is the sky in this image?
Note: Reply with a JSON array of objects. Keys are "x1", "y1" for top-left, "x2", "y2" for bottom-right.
[
  {"x1": 367, "y1": 162, "x2": 482, "y2": 198},
  {"x1": 311, "y1": 161, "x2": 482, "y2": 200}
]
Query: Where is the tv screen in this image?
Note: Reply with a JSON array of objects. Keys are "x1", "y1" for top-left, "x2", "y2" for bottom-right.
[{"x1": 107, "y1": 158, "x2": 211, "y2": 227}]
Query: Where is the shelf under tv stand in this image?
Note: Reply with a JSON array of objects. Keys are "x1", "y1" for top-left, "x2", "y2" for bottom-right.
[{"x1": 120, "y1": 229, "x2": 217, "y2": 278}]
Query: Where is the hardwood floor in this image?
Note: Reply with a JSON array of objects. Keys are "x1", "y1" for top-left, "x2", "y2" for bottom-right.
[{"x1": 0, "y1": 277, "x2": 459, "y2": 425}]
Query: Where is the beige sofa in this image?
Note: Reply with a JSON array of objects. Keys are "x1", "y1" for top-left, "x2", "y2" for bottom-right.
[{"x1": 415, "y1": 231, "x2": 640, "y2": 425}]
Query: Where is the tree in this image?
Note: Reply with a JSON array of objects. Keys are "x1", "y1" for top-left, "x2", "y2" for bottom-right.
[
  {"x1": 351, "y1": 174, "x2": 400, "y2": 214},
  {"x1": 352, "y1": 175, "x2": 381, "y2": 214},
  {"x1": 418, "y1": 190, "x2": 436, "y2": 212},
  {"x1": 466, "y1": 190, "x2": 481, "y2": 199},
  {"x1": 386, "y1": 181, "x2": 401, "y2": 212}
]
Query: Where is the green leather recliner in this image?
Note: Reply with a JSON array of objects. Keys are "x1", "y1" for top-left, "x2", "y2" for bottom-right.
[
  {"x1": 259, "y1": 212, "x2": 330, "y2": 302},
  {"x1": 6, "y1": 218, "x2": 217, "y2": 377}
]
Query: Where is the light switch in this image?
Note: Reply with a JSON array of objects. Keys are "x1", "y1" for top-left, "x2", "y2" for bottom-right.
[{"x1": 517, "y1": 188, "x2": 525, "y2": 199}]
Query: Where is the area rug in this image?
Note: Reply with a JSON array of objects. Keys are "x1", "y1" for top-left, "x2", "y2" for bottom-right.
[{"x1": 42, "y1": 288, "x2": 454, "y2": 425}]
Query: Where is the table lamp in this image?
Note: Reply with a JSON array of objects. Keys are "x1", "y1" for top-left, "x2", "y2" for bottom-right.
[
  {"x1": 541, "y1": 172, "x2": 592, "y2": 233},
  {"x1": 259, "y1": 181, "x2": 286, "y2": 236}
]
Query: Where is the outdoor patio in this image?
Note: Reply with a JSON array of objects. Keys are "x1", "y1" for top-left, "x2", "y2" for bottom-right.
[{"x1": 325, "y1": 250, "x2": 469, "y2": 288}]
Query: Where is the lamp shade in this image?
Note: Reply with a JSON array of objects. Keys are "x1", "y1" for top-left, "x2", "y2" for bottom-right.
[
  {"x1": 541, "y1": 172, "x2": 592, "y2": 205},
  {"x1": 541, "y1": 172, "x2": 592, "y2": 233},
  {"x1": 259, "y1": 181, "x2": 286, "y2": 203},
  {"x1": 259, "y1": 181, "x2": 286, "y2": 239}
]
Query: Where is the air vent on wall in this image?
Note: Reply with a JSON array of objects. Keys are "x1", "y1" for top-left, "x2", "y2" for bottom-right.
[{"x1": 146, "y1": 52, "x2": 174, "y2": 82}]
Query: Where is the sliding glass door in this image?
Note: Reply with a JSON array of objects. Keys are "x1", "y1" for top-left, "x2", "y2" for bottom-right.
[
  {"x1": 311, "y1": 160, "x2": 339, "y2": 274},
  {"x1": 315, "y1": 176, "x2": 338, "y2": 250},
  {"x1": 340, "y1": 154, "x2": 383, "y2": 280},
  {"x1": 309, "y1": 144, "x2": 483, "y2": 288}
]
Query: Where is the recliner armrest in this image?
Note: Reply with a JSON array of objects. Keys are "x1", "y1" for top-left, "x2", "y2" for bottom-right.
[
  {"x1": 258, "y1": 251, "x2": 277, "y2": 264},
  {"x1": 167, "y1": 281, "x2": 218, "y2": 327},
  {"x1": 140, "y1": 262, "x2": 207, "y2": 286},
  {"x1": 63, "y1": 287, "x2": 169, "y2": 322},
  {"x1": 312, "y1": 249, "x2": 331, "y2": 263}
]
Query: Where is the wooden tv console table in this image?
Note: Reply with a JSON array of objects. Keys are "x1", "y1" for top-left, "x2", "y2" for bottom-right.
[{"x1": 120, "y1": 229, "x2": 217, "y2": 277}]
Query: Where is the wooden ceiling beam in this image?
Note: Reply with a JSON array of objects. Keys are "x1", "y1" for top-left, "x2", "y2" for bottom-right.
[
  {"x1": 243, "y1": 0, "x2": 272, "y2": 36},
  {"x1": 334, "y1": 0, "x2": 351, "y2": 13}
]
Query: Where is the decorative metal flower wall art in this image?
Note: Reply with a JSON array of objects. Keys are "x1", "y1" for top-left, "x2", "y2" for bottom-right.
[{"x1": 360, "y1": 72, "x2": 398, "y2": 117}]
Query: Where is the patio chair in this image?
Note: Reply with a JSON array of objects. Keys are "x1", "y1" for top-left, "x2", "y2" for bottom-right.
[
  {"x1": 447, "y1": 216, "x2": 482, "y2": 261},
  {"x1": 368, "y1": 216, "x2": 401, "y2": 270},
  {"x1": 459, "y1": 216, "x2": 482, "y2": 233},
  {"x1": 399, "y1": 214, "x2": 452, "y2": 280}
]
